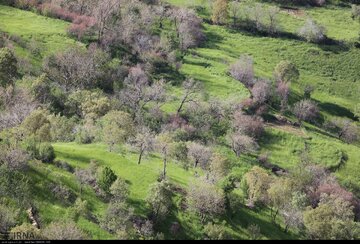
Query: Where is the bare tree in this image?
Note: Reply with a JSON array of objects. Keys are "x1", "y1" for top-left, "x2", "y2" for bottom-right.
[
  {"x1": 0, "y1": 145, "x2": 29, "y2": 171},
  {"x1": 232, "y1": 112, "x2": 264, "y2": 139},
  {"x1": 229, "y1": 55, "x2": 255, "y2": 88},
  {"x1": 177, "y1": 78, "x2": 202, "y2": 114},
  {"x1": 187, "y1": 179, "x2": 226, "y2": 221},
  {"x1": 92, "y1": 0, "x2": 121, "y2": 43},
  {"x1": 228, "y1": 132, "x2": 258, "y2": 157},
  {"x1": 130, "y1": 127, "x2": 154, "y2": 165},
  {"x1": 251, "y1": 79, "x2": 272, "y2": 105},
  {"x1": 298, "y1": 18, "x2": 326, "y2": 43},
  {"x1": 293, "y1": 99, "x2": 319, "y2": 125},
  {"x1": 0, "y1": 86, "x2": 36, "y2": 131},
  {"x1": 229, "y1": 1, "x2": 241, "y2": 27},
  {"x1": 187, "y1": 142, "x2": 212, "y2": 169},
  {"x1": 276, "y1": 81, "x2": 290, "y2": 113},
  {"x1": 172, "y1": 8, "x2": 205, "y2": 51},
  {"x1": 43, "y1": 46, "x2": 109, "y2": 92},
  {"x1": 155, "y1": 133, "x2": 173, "y2": 179},
  {"x1": 119, "y1": 65, "x2": 165, "y2": 120},
  {"x1": 327, "y1": 118, "x2": 359, "y2": 144}
]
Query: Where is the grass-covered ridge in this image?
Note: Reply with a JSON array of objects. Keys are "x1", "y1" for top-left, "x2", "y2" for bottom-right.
[{"x1": 0, "y1": 0, "x2": 360, "y2": 240}]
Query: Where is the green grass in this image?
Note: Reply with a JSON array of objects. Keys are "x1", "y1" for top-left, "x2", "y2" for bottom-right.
[
  {"x1": 0, "y1": 5, "x2": 83, "y2": 65},
  {"x1": 49, "y1": 142, "x2": 297, "y2": 240},
  {"x1": 2, "y1": 1, "x2": 360, "y2": 240}
]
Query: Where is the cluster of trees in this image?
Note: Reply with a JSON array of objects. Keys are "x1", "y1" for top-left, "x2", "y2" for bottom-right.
[
  {"x1": 229, "y1": 54, "x2": 359, "y2": 143},
  {"x1": 211, "y1": 0, "x2": 328, "y2": 42},
  {"x1": 1, "y1": 0, "x2": 360, "y2": 240},
  {"x1": 242, "y1": 163, "x2": 360, "y2": 239}
]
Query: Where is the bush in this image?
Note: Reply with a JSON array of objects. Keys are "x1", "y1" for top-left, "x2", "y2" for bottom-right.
[
  {"x1": 37, "y1": 143, "x2": 55, "y2": 163},
  {"x1": 42, "y1": 221, "x2": 86, "y2": 240},
  {"x1": 298, "y1": 19, "x2": 326, "y2": 43},
  {"x1": 229, "y1": 55, "x2": 255, "y2": 88},
  {"x1": 49, "y1": 183, "x2": 76, "y2": 205},
  {"x1": 97, "y1": 166, "x2": 117, "y2": 194},
  {"x1": 274, "y1": 60, "x2": 300, "y2": 83}
]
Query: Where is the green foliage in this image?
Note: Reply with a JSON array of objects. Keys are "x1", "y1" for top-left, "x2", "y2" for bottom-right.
[
  {"x1": 274, "y1": 60, "x2": 300, "y2": 83},
  {"x1": 110, "y1": 178, "x2": 129, "y2": 203},
  {"x1": 66, "y1": 90, "x2": 111, "y2": 120},
  {"x1": 0, "y1": 47, "x2": 17, "y2": 87},
  {"x1": 21, "y1": 109, "x2": 51, "y2": 142},
  {"x1": 212, "y1": 0, "x2": 229, "y2": 25},
  {"x1": 204, "y1": 221, "x2": 230, "y2": 240},
  {"x1": 146, "y1": 180, "x2": 173, "y2": 224},
  {"x1": 100, "y1": 111, "x2": 135, "y2": 152},
  {"x1": 244, "y1": 166, "x2": 272, "y2": 207},
  {"x1": 303, "y1": 195, "x2": 359, "y2": 240},
  {"x1": 37, "y1": 143, "x2": 55, "y2": 163},
  {"x1": 97, "y1": 166, "x2": 117, "y2": 194},
  {"x1": 0, "y1": 204, "x2": 19, "y2": 233}
]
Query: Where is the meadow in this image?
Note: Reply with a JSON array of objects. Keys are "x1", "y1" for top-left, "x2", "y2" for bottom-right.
[{"x1": 1, "y1": 0, "x2": 360, "y2": 239}]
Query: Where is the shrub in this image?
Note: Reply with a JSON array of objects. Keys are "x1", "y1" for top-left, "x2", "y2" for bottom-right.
[
  {"x1": 204, "y1": 221, "x2": 230, "y2": 240},
  {"x1": 10, "y1": 224, "x2": 42, "y2": 240},
  {"x1": 351, "y1": 4, "x2": 360, "y2": 21},
  {"x1": 0, "y1": 47, "x2": 17, "y2": 87},
  {"x1": 37, "y1": 143, "x2": 55, "y2": 163},
  {"x1": 0, "y1": 204, "x2": 18, "y2": 233},
  {"x1": 49, "y1": 183, "x2": 76, "y2": 205},
  {"x1": 187, "y1": 179, "x2": 226, "y2": 221},
  {"x1": 42, "y1": 221, "x2": 86, "y2": 240},
  {"x1": 298, "y1": 19, "x2": 326, "y2": 43},
  {"x1": 229, "y1": 55, "x2": 255, "y2": 88},
  {"x1": 274, "y1": 60, "x2": 300, "y2": 83},
  {"x1": 97, "y1": 166, "x2": 117, "y2": 194},
  {"x1": 293, "y1": 99, "x2": 319, "y2": 124}
]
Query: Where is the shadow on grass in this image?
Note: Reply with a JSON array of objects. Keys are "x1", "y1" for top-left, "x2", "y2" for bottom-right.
[
  {"x1": 318, "y1": 102, "x2": 357, "y2": 120},
  {"x1": 55, "y1": 150, "x2": 95, "y2": 165},
  {"x1": 225, "y1": 205, "x2": 298, "y2": 240}
]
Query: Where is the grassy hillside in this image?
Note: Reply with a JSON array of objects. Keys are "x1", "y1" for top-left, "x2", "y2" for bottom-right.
[
  {"x1": 50, "y1": 143, "x2": 297, "y2": 240},
  {"x1": 1, "y1": 0, "x2": 360, "y2": 240},
  {"x1": 164, "y1": 0, "x2": 360, "y2": 191},
  {"x1": 0, "y1": 5, "x2": 82, "y2": 69}
]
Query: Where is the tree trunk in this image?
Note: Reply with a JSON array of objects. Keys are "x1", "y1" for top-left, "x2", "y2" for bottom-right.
[
  {"x1": 138, "y1": 150, "x2": 144, "y2": 165},
  {"x1": 163, "y1": 157, "x2": 167, "y2": 179},
  {"x1": 194, "y1": 159, "x2": 199, "y2": 168}
]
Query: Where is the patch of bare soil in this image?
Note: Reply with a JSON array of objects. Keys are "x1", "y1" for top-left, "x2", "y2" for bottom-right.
[{"x1": 280, "y1": 7, "x2": 305, "y2": 18}]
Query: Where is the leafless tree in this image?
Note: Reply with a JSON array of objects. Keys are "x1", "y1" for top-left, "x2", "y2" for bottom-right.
[
  {"x1": 130, "y1": 127, "x2": 155, "y2": 165},
  {"x1": 172, "y1": 7, "x2": 205, "y2": 51},
  {"x1": 276, "y1": 81, "x2": 290, "y2": 113},
  {"x1": 327, "y1": 118, "x2": 359, "y2": 144},
  {"x1": 251, "y1": 79, "x2": 272, "y2": 105},
  {"x1": 177, "y1": 78, "x2": 202, "y2": 114},
  {"x1": 92, "y1": 0, "x2": 121, "y2": 43},
  {"x1": 119, "y1": 65, "x2": 165, "y2": 121},
  {"x1": 43, "y1": 46, "x2": 109, "y2": 92},
  {"x1": 232, "y1": 111, "x2": 264, "y2": 139},
  {"x1": 228, "y1": 132, "x2": 258, "y2": 157},
  {"x1": 187, "y1": 142, "x2": 212, "y2": 169},
  {"x1": 0, "y1": 145, "x2": 29, "y2": 171},
  {"x1": 187, "y1": 179, "x2": 226, "y2": 221},
  {"x1": 293, "y1": 99, "x2": 319, "y2": 125},
  {"x1": 0, "y1": 86, "x2": 36, "y2": 131},
  {"x1": 229, "y1": 55, "x2": 255, "y2": 88}
]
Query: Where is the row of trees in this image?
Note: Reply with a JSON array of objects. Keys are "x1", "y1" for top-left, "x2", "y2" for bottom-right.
[{"x1": 212, "y1": 0, "x2": 327, "y2": 43}]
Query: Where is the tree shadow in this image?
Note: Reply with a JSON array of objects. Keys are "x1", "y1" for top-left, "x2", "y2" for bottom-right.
[
  {"x1": 318, "y1": 102, "x2": 357, "y2": 120},
  {"x1": 201, "y1": 30, "x2": 225, "y2": 49}
]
